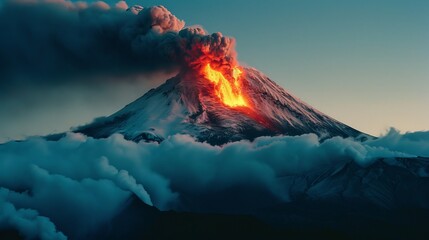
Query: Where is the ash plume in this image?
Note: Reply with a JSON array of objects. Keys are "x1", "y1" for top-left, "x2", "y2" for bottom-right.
[{"x1": 0, "y1": 0, "x2": 237, "y2": 87}]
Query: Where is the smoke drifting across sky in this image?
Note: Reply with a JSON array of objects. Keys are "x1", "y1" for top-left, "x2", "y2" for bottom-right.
[
  {"x1": 0, "y1": 0, "x2": 237, "y2": 85},
  {"x1": 0, "y1": 128, "x2": 428, "y2": 239}
]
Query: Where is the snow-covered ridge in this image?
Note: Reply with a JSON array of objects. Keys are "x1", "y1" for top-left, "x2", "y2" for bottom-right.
[{"x1": 75, "y1": 67, "x2": 365, "y2": 144}]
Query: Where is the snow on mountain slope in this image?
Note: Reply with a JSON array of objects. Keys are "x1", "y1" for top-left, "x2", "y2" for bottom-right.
[{"x1": 76, "y1": 67, "x2": 364, "y2": 144}]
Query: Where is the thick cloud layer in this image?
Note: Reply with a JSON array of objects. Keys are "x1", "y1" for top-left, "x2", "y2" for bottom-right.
[
  {"x1": 0, "y1": 128, "x2": 428, "y2": 239},
  {"x1": 0, "y1": 191, "x2": 66, "y2": 240}
]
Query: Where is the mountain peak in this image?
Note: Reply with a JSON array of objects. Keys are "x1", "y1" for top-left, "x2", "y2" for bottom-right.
[{"x1": 76, "y1": 67, "x2": 364, "y2": 144}]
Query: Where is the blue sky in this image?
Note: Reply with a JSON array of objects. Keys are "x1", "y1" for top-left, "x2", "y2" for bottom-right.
[{"x1": 1, "y1": 0, "x2": 428, "y2": 141}]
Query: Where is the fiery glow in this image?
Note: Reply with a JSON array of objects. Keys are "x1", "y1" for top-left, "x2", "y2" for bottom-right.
[{"x1": 203, "y1": 64, "x2": 249, "y2": 108}]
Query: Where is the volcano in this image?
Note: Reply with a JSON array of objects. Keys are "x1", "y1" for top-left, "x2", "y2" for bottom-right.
[{"x1": 74, "y1": 67, "x2": 364, "y2": 144}]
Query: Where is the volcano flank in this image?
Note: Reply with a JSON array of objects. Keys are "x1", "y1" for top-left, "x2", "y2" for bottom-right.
[{"x1": 75, "y1": 65, "x2": 364, "y2": 145}]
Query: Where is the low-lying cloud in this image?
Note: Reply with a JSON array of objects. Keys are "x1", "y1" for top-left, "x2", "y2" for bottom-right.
[{"x1": 0, "y1": 128, "x2": 428, "y2": 239}]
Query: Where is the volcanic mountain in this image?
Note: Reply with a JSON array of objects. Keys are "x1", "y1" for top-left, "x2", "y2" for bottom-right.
[{"x1": 74, "y1": 66, "x2": 364, "y2": 144}]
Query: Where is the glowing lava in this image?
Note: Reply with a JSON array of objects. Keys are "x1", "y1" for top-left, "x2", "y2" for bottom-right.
[{"x1": 203, "y1": 64, "x2": 249, "y2": 108}]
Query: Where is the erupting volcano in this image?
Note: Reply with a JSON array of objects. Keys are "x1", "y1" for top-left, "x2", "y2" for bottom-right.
[
  {"x1": 16, "y1": 2, "x2": 364, "y2": 144},
  {"x1": 4, "y1": 2, "x2": 429, "y2": 240},
  {"x1": 75, "y1": 64, "x2": 364, "y2": 145},
  {"x1": 40, "y1": 4, "x2": 365, "y2": 145}
]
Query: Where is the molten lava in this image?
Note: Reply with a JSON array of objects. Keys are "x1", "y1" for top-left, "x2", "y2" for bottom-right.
[{"x1": 203, "y1": 64, "x2": 249, "y2": 108}]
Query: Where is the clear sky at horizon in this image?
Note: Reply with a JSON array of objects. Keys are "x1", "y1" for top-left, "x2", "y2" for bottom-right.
[{"x1": 1, "y1": 0, "x2": 428, "y2": 141}]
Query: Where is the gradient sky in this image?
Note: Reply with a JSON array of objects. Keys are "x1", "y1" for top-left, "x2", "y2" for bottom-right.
[{"x1": 1, "y1": 0, "x2": 428, "y2": 141}]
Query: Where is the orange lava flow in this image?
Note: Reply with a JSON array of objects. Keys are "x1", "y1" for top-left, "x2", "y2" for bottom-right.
[{"x1": 203, "y1": 64, "x2": 249, "y2": 108}]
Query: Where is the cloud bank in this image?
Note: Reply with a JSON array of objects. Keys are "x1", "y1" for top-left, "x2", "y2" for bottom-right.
[{"x1": 1, "y1": 128, "x2": 428, "y2": 239}]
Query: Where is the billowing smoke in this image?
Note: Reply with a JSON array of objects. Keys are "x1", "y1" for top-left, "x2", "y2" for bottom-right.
[
  {"x1": 179, "y1": 27, "x2": 238, "y2": 73},
  {"x1": 1, "y1": 128, "x2": 428, "y2": 239},
  {"x1": 0, "y1": 0, "x2": 237, "y2": 86}
]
